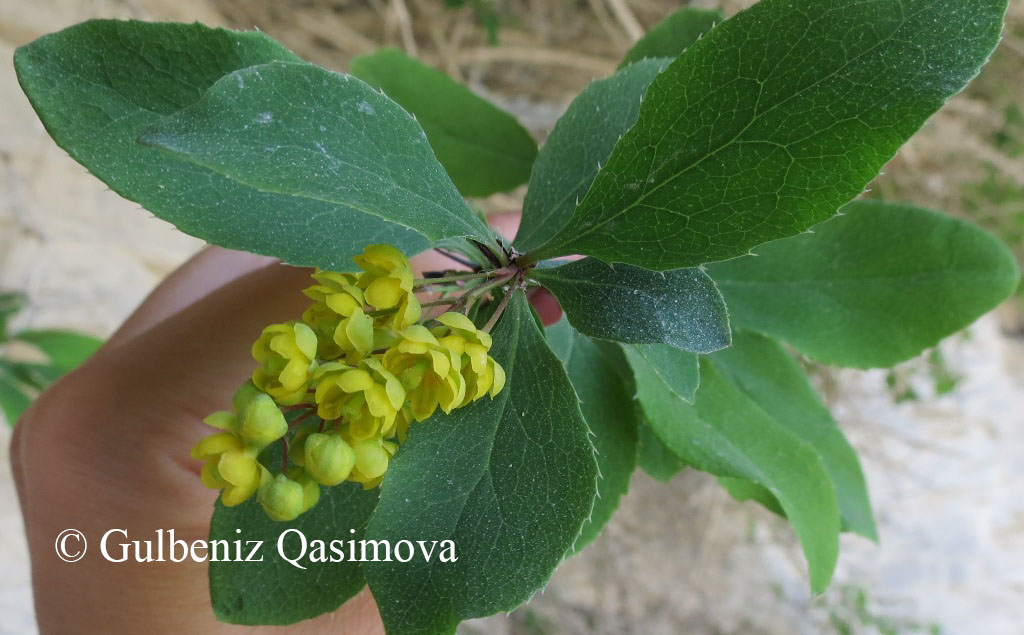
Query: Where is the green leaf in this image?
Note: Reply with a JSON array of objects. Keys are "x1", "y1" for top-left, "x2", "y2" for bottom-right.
[
  {"x1": 619, "y1": 7, "x2": 722, "y2": 68},
  {"x1": 718, "y1": 477, "x2": 785, "y2": 517},
  {"x1": 208, "y1": 482, "x2": 379, "y2": 625},
  {"x1": 532, "y1": 258, "x2": 730, "y2": 353},
  {"x1": 0, "y1": 366, "x2": 34, "y2": 427},
  {"x1": 14, "y1": 20, "x2": 434, "y2": 269},
  {"x1": 139, "y1": 61, "x2": 491, "y2": 255},
  {"x1": 622, "y1": 343, "x2": 699, "y2": 404},
  {"x1": 709, "y1": 331, "x2": 876, "y2": 540},
  {"x1": 6, "y1": 362, "x2": 64, "y2": 391},
  {"x1": 547, "y1": 318, "x2": 638, "y2": 550},
  {"x1": 636, "y1": 422, "x2": 685, "y2": 483},
  {"x1": 0, "y1": 292, "x2": 26, "y2": 339},
  {"x1": 364, "y1": 292, "x2": 597, "y2": 634},
  {"x1": 515, "y1": 58, "x2": 668, "y2": 252},
  {"x1": 350, "y1": 48, "x2": 537, "y2": 198},
  {"x1": 542, "y1": 313, "x2": 574, "y2": 360},
  {"x1": 528, "y1": 0, "x2": 1009, "y2": 270},
  {"x1": 710, "y1": 201, "x2": 1021, "y2": 368},
  {"x1": 633, "y1": 358, "x2": 840, "y2": 593},
  {"x1": 14, "y1": 329, "x2": 102, "y2": 371}
]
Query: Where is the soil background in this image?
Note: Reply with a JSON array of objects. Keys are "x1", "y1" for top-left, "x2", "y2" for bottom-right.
[{"x1": 1, "y1": 1, "x2": 1023, "y2": 634}]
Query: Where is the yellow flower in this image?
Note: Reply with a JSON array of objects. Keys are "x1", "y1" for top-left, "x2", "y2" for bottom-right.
[
  {"x1": 355, "y1": 245, "x2": 414, "y2": 307},
  {"x1": 432, "y1": 312, "x2": 506, "y2": 407},
  {"x1": 312, "y1": 359, "x2": 405, "y2": 439},
  {"x1": 383, "y1": 325, "x2": 465, "y2": 421},
  {"x1": 346, "y1": 437, "x2": 398, "y2": 489},
  {"x1": 354, "y1": 244, "x2": 422, "y2": 330},
  {"x1": 217, "y1": 449, "x2": 266, "y2": 506},
  {"x1": 193, "y1": 247, "x2": 514, "y2": 520},
  {"x1": 302, "y1": 272, "x2": 358, "y2": 356},
  {"x1": 304, "y1": 271, "x2": 364, "y2": 314},
  {"x1": 203, "y1": 383, "x2": 288, "y2": 447},
  {"x1": 192, "y1": 384, "x2": 288, "y2": 507},
  {"x1": 389, "y1": 292, "x2": 422, "y2": 331},
  {"x1": 435, "y1": 311, "x2": 493, "y2": 349},
  {"x1": 332, "y1": 308, "x2": 375, "y2": 362},
  {"x1": 191, "y1": 435, "x2": 265, "y2": 507},
  {"x1": 252, "y1": 322, "x2": 318, "y2": 405},
  {"x1": 394, "y1": 406, "x2": 414, "y2": 444}
]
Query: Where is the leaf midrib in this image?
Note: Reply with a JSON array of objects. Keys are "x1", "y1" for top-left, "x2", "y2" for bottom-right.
[{"x1": 147, "y1": 136, "x2": 482, "y2": 242}]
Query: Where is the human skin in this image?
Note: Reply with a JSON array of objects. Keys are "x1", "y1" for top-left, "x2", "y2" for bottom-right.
[{"x1": 10, "y1": 214, "x2": 560, "y2": 634}]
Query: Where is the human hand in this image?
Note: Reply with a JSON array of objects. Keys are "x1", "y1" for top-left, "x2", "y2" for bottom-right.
[{"x1": 10, "y1": 213, "x2": 558, "y2": 633}]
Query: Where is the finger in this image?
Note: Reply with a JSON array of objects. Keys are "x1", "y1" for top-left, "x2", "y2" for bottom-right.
[
  {"x1": 487, "y1": 212, "x2": 521, "y2": 242},
  {"x1": 13, "y1": 261, "x2": 354, "y2": 633},
  {"x1": 16, "y1": 261, "x2": 315, "y2": 530},
  {"x1": 105, "y1": 246, "x2": 279, "y2": 349},
  {"x1": 529, "y1": 288, "x2": 563, "y2": 326}
]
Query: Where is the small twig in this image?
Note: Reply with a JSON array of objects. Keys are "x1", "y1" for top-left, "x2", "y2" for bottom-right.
[
  {"x1": 467, "y1": 274, "x2": 512, "y2": 303},
  {"x1": 289, "y1": 410, "x2": 316, "y2": 428},
  {"x1": 605, "y1": 0, "x2": 644, "y2": 42},
  {"x1": 458, "y1": 46, "x2": 618, "y2": 76},
  {"x1": 1002, "y1": 33, "x2": 1024, "y2": 57},
  {"x1": 367, "y1": 297, "x2": 462, "y2": 318},
  {"x1": 293, "y1": 12, "x2": 376, "y2": 56},
  {"x1": 587, "y1": 0, "x2": 630, "y2": 49},
  {"x1": 482, "y1": 281, "x2": 519, "y2": 333},
  {"x1": 414, "y1": 268, "x2": 510, "y2": 287},
  {"x1": 392, "y1": 0, "x2": 419, "y2": 57},
  {"x1": 280, "y1": 436, "x2": 290, "y2": 476}
]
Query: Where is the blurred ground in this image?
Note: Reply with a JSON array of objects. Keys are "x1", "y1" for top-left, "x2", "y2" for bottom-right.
[{"x1": 1, "y1": 1, "x2": 1022, "y2": 634}]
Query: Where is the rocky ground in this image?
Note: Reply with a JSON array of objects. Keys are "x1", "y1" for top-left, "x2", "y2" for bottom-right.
[{"x1": 1, "y1": 1, "x2": 1022, "y2": 633}]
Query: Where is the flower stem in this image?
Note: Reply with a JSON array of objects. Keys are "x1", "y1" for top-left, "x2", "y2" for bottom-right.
[
  {"x1": 482, "y1": 283, "x2": 518, "y2": 333},
  {"x1": 366, "y1": 297, "x2": 461, "y2": 318},
  {"x1": 463, "y1": 275, "x2": 512, "y2": 309},
  {"x1": 414, "y1": 268, "x2": 510, "y2": 288},
  {"x1": 430, "y1": 272, "x2": 514, "y2": 319},
  {"x1": 289, "y1": 410, "x2": 316, "y2": 427}
]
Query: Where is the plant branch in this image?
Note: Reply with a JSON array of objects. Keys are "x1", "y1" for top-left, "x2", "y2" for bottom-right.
[
  {"x1": 482, "y1": 282, "x2": 519, "y2": 333},
  {"x1": 414, "y1": 268, "x2": 510, "y2": 287},
  {"x1": 366, "y1": 297, "x2": 463, "y2": 318}
]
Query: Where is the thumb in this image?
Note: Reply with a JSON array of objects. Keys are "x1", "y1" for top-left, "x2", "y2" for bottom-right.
[{"x1": 14, "y1": 256, "x2": 383, "y2": 633}]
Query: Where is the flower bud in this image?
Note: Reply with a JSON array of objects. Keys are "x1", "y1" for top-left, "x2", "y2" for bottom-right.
[
  {"x1": 304, "y1": 432, "x2": 356, "y2": 485},
  {"x1": 232, "y1": 380, "x2": 262, "y2": 413},
  {"x1": 351, "y1": 438, "x2": 390, "y2": 480},
  {"x1": 239, "y1": 393, "x2": 288, "y2": 448},
  {"x1": 258, "y1": 473, "x2": 305, "y2": 522},
  {"x1": 292, "y1": 468, "x2": 322, "y2": 513},
  {"x1": 289, "y1": 426, "x2": 313, "y2": 467}
]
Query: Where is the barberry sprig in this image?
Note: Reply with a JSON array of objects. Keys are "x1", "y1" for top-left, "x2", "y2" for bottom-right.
[{"x1": 192, "y1": 244, "x2": 509, "y2": 521}]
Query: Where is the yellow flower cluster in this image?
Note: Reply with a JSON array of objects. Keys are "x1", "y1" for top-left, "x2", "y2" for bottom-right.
[
  {"x1": 191, "y1": 382, "x2": 319, "y2": 520},
  {"x1": 193, "y1": 244, "x2": 506, "y2": 521}
]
